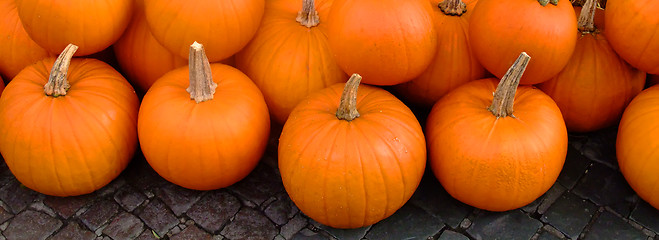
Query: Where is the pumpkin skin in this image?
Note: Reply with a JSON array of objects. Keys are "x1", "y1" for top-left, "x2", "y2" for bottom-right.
[
  {"x1": 113, "y1": 0, "x2": 186, "y2": 94},
  {"x1": 426, "y1": 72, "x2": 567, "y2": 211},
  {"x1": 469, "y1": 0, "x2": 577, "y2": 85},
  {"x1": 278, "y1": 75, "x2": 426, "y2": 228},
  {"x1": 395, "y1": 0, "x2": 486, "y2": 107},
  {"x1": 236, "y1": 0, "x2": 348, "y2": 124},
  {"x1": 538, "y1": 6, "x2": 646, "y2": 132},
  {"x1": 605, "y1": 0, "x2": 659, "y2": 74},
  {"x1": 0, "y1": 54, "x2": 139, "y2": 196},
  {"x1": 138, "y1": 58, "x2": 270, "y2": 190},
  {"x1": 0, "y1": 0, "x2": 51, "y2": 80},
  {"x1": 617, "y1": 85, "x2": 659, "y2": 210},
  {"x1": 144, "y1": 0, "x2": 265, "y2": 62},
  {"x1": 15, "y1": 0, "x2": 133, "y2": 56},
  {"x1": 649, "y1": 74, "x2": 659, "y2": 87},
  {"x1": 326, "y1": 0, "x2": 437, "y2": 86}
]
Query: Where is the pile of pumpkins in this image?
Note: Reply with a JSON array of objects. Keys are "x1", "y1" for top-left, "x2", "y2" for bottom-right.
[{"x1": 0, "y1": 0, "x2": 657, "y2": 230}]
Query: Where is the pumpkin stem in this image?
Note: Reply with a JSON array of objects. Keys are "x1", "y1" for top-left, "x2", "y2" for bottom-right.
[
  {"x1": 296, "y1": 0, "x2": 320, "y2": 28},
  {"x1": 336, "y1": 73, "x2": 361, "y2": 121},
  {"x1": 186, "y1": 41, "x2": 217, "y2": 103},
  {"x1": 44, "y1": 44, "x2": 78, "y2": 97},
  {"x1": 438, "y1": 0, "x2": 467, "y2": 16},
  {"x1": 487, "y1": 52, "x2": 531, "y2": 118},
  {"x1": 538, "y1": 0, "x2": 559, "y2": 6},
  {"x1": 577, "y1": 0, "x2": 597, "y2": 33}
]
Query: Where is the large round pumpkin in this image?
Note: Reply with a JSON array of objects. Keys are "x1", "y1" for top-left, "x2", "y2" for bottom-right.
[
  {"x1": 0, "y1": 44, "x2": 139, "y2": 196},
  {"x1": 236, "y1": 0, "x2": 348, "y2": 124},
  {"x1": 326, "y1": 0, "x2": 437, "y2": 86},
  {"x1": 605, "y1": 0, "x2": 659, "y2": 74},
  {"x1": 426, "y1": 53, "x2": 567, "y2": 211},
  {"x1": 138, "y1": 42, "x2": 270, "y2": 190},
  {"x1": 469, "y1": 0, "x2": 577, "y2": 85},
  {"x1": 617, "y1": 85, "x2": 659, "y2": 210},
  {"x1": 278, "y1": 74, "x2": 426, "y2": 228},
  {"x1": 144, "y1": 0, "x2": 265, "y2": 62},
  {"x1": 15, "y1": 0, "x2": 133, "y2": 56}
]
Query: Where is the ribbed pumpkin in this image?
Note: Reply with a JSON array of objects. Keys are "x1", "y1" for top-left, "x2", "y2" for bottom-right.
[
  {"x1": 236, "y1": 0, "x2": 347, "y2": 124},
  {"x1": 0, "y1": 0, "x2": 51, "y2": 80},
  {"x1": 538, "y1": 0, "x2": 645, "y2": 132},
  {"x1": 605, "y1": 0, "x2": 659, "y2": 74},
  {"x1": 15, "y1": 0, "x2": 133, "y2": 56},
  {"x1": 144, "y1": 0, "x2": 265, "y2": 62},
  {"x1": 0, "y1": 44, "x2": 139, "y2": 196},
  {"x1": 395, "y1": 0, "x2": 486, "y2": 107},
  {"x1": 114, "y1": 0, "x2": 186, "y2": 94},
  {"x1": 469, "y1": 0, "x2": 577, "y2": 85},
  {"x1": 426, "y1": 53, "x2": 567, "y2": 211},
  {"x1": 617, "y1": 85, "x2": 659, "y2": 210},
  {"x1": 279, "y1": 74, "x2": 426, "y2": 228},
  {"x1": 138, "y1": 42, "x2": 270, "y2": 190},
  {"x1": 326, "y1": 0, "x2": 437, "y2": 86}
]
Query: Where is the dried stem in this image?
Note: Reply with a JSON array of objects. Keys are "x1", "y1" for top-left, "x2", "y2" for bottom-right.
[
  {"x1": 487, "y1": 52, "x2": 531, "y2": 118},
  {"x1": 296, "y1": 0, "x2": 320, "y2": 27},
  {"x1": 186, "y1": 42, "x2": 217, "y2": 103},
  {"x1": 336, "y1": 74, "x2": 362, "y2": 121},
  {"x1": 44, "y1": 44, "x2": 78, "y2": 97},
  {"x1": 438, "y1": 0, "x2": 467, "y2": 16},
  {"x1": 577, "y1": 0, "x2": 597, "y2": 33}
]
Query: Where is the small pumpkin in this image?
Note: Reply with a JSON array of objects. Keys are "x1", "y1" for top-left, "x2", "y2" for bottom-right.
[
  {"x1": 279, "y1": 74, "x2": 426, "y2": 228},
  {"x1": 605, "y1": 0, "x2": 659, "y2": 74},
  {"x1": 395, "y1": 0, "x2": 486, "y2": 107},
  {"x1": 617, "y1": 85, "x2": 659, "y2": 210},
  {"x1": 538, "y1": 0, "x2": 645, "y2": 132},
  {"x1": 15, "y1": 0, "x2": 133, "y2": 56},
  {"x1": 144, "y1": 0, "x2": 265, "y2": 62},
  {"x1": 0, "y1": 44, "x2": 139, "y2": 196},
  {"x1": 468, "y1": 0, "x2": 577, "y2": 85},
  {"x1": 426, "y1": 53, "x2": 567, "y2": 211},
  {"x1": 138, "y1": 42, "x2": 270, "y2": 190},
  {"x1": 326, "y1": 0, "x2": 437, "y2": 86}
]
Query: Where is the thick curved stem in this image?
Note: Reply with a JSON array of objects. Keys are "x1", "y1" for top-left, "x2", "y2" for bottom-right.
[
  {"x1": 438, "y1": 0, "x2": 467, "y2": 16},
  {"x1": 487, "y1": 52, "x2": 531, "y2": 118},
  {"x1": 577, "y1": 0, "x2": 597, "y2": 33},
  {"x1": 187, "y1": 42, "x2": 217, "y2": 103},
  {"x1": 336, "y1": 74, "x2": 361, "y2": 121},
  {"x1": 296, "y1": 0, "x2": 320, "y2": 28},
  {"x1": 44, "y1": 44, "x2": 78, "y2": 97}
]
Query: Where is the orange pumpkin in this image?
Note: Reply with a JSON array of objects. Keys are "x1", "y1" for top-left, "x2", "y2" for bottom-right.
[
  {"x1": 0, "y1": 0, "x2": 51, "y2": 80},
  {"x1": 469, "y1": 0, "x2": 577, "y2": 85},
  {"x1": 617, "y1": 85, "x2": 659, "y2": 210},
  {"x1": 426, "y1": 53, "x2": 567, "y2": 211},
  {"x1": 138, "y1": 42, "x2": 270, "y2": 190},
  {"x1": 0, "y1": 44, "x2": 139, "y2": 196},
  {"x1": 605, "y1": 0, "x2": 659, "y2": 74},
  {"x1": 649, "y1": 74, "x2": 659, "y2": 87},
  {"x1": 395, "y1": 0, "x2": 486, "y2": 107},
  {"x1": 144, "y1": 0, "x2": 265, "y2": 62},
  {"x1": 15, "y1": 0, "x2": 133, "y2": 56},
  {"x1": 113, "y1": 0, "x2": 186, "y2": 94},
  {"x1": 278, "y1": 74, "x2": 426, "y2": 228},
  {"x1": 326, "y1": 0, "x2": 437, "y2": 86},
  {"x1": 236, "y1": 0, "x2": 348, "y2": 124},
  {"x1": 538, "y1": 0, "x2": 645, "y2": 132}
]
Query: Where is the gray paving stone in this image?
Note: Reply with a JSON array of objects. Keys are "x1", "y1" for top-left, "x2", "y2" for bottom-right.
[
  {"x1": 579, "y1": 127, "x2": 618, "y2": 169},
  {"x1": 44, "y1": 195, "x2": 94, "y2": 219},
  {"x1": 557, "y1": 145, "x2": 591, "y2": 190},
  {"x1": 95, "y1": 178, "x2": 126, "y2": 198},
  {"x1": 79, "y1": 199, "x2": 119, "y2": 231},
  {"x1": 439, "y1": 230, "x2": 470, "y2": 240},
  {"x1": 155, "y1": 183, "x2": 202, "y2": 216},
  {"x1": 228, "y1": 163, "x2": 284, "y2": 206},
  {"x1": 585, "y1": 210, "x2": 646, "y2": 240},
  {"x1": 0, "y1": 180, "x2": 39, "y2": 214},
  {"x1": 292, "y1": 228, "x2": 331, "y2": 240},
  {"x1": 573, "y1": 163, "x2": 636, "y2": 216},
  {"x1": 541, "y1": 192, "x2": 597, "y2": 238},
  {"x1": 136, "y1": 199, "x2": 178, "y2": 237},
  {"x1": 410, "y1": 174, "x2": 472, "y2": 228},
  {"x1": 281, "y1": 213, "x2": 309, "y2": 239},
  {"x1": 171, "y1": 224, "x2": 212, "y2": 240},
  {"x1": 114, "y1": 186, "x2": 147, "y2": 212},
  {"x1": 50, "y1": 222, "x2": 96, "y2": 240},
  {"x1": 631, "y1": 200, "x2": 659, "y2": 233},
  {"x1": 102, "y1": 212, "x2": 144, "y2": 240},
  {"x1": 536, "y1": 230, "x2": 562, "y2": 240},
  {"x1": 220, "y1": 207, "x2": 278, "y2": 240},
  {"x1": 365, "y1": 204, "x2": 443, "y2": 239},
  {"x1": 522, "y1": 183, "x2": 567, "y2": 215},
  {"x1": 123, "y1": 157, "x2": 167, "y2": 191},
  {"x1": 466, "y1": 210, "x2": 542, "y2": 240},
  {"x1": 187, "y1": 191, "x2": 240, "y2": 233},
  {"x1": 265, "y1": 193, "x2": 299, "y2": 226},
  {"x1": 312, "y1": 218, "x2": 371, "y2": 240},
  {"x1": 538, "y1": 225, "x2": 564, "y2": 239},
  {"x1": 136, "y1": 229, "x2": 160, "y2": 240},
  {"x1": 0, "y1": 205, "x2": 12, "y2": 225},
  {"x1": 3, "y1": 210, "x2": 62, "y2": 240}
]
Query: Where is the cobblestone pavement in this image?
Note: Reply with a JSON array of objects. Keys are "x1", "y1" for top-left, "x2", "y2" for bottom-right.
[{"x1": 0, "y1": 122, "x2": 657, "y2": 240}]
